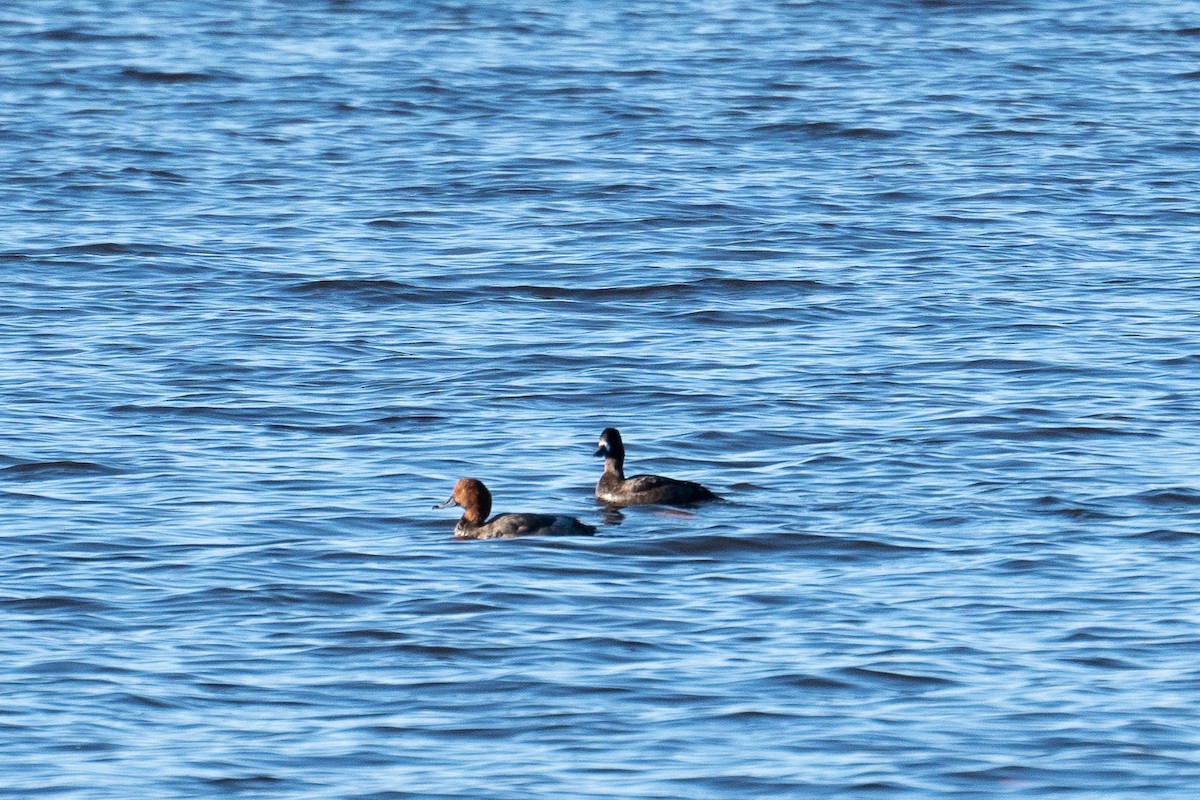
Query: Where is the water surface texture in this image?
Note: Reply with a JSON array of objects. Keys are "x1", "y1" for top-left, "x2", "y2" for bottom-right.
[{"x1": 4, "y1": 1, "x2": 1200, "y2": 797}]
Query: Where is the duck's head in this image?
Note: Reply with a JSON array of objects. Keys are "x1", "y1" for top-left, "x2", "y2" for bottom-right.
[
  {"x1": 593, "y1": 427, "x2": 625, "y2": 460},
  {"x1": 434, "y1": 477, "x2": 492, "y2": 525}
]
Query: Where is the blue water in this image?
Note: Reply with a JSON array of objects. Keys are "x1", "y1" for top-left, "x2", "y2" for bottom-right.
[{"x1": 4, "y1": 1, "x2": 1200, "y2": 797}]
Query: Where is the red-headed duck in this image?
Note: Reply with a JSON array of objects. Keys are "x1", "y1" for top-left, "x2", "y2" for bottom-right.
[
  {"x1": 434, "y1": 477, "x2": 596, "y2": 539},
  {"x1": 593, "y1": 427, "x2": 718, "y2": 507}
]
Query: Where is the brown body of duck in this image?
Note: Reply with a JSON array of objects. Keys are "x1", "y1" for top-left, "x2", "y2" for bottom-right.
[{"x1": 435, "y1": 477, "x2": 596, "y2": 539}]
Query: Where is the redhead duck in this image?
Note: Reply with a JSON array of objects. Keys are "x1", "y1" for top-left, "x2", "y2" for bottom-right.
[
  {"x1": 434, "y1": 477, "x2": 596, "y2": 539},
  {"x1": 593, "y1": 427, "x2": 718, "y2": 507}
]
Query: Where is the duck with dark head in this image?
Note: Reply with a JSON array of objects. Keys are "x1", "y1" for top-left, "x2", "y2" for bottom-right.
[{"x1": 593, "y1": 427, "x2": 718, "y2": 507}]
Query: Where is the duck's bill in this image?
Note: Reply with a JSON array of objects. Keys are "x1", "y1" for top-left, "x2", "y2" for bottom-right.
[
  {"x1": 433, "y1": 496, "x2": 459, "y2": 509},
  {"x1": 593, "y1": 445, "x2": 608, "y2": 457}
]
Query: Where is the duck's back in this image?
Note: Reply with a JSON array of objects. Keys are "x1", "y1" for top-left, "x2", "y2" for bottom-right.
[
  {"x1": 460, "y1": 512, "x2": 596, "y2": 539},
  {"x1": 599, "y1": 473, "x2": 718, "y2": 506}
]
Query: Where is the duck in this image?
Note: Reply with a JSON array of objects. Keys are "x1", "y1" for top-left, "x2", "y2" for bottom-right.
[
  {"x1": 434, "y1": 477, "x2": 596, "y2": 539},
  {"x1": 593, "y1": 427, "x2": 718, "y2": 507}
]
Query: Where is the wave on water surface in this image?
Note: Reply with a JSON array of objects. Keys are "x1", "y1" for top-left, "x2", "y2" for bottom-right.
[{"x1": 1, "y1": 461, "x2": 122, "y2": 479}]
